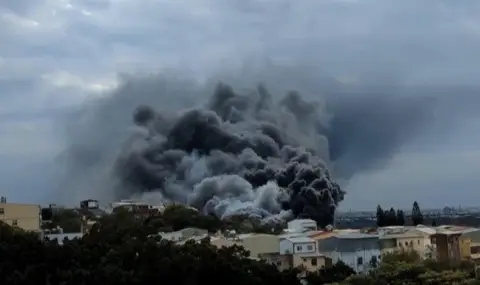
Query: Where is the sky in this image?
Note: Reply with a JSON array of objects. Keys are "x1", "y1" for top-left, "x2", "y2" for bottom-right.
[{"x1": 1, "y1": 0, "x2": 480, "y2": 210}]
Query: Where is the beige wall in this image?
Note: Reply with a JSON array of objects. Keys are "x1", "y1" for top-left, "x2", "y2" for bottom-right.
[
  {"x1": 293, "y1": 255, "x2": 327, "y2": 272},
  {"x1": 381, "y1": 234, "x2": 432, "y2": 258},
  {"x1": 0, "y1": 203, "x2": 41, "y2": 231},
  {"x1": 211, "y1": 234, "x2": 280, "y2": 258},
  {"x1": 259, "y1": 253, "x2": 328, "y2": 272},
  {"x1": 240, "y1": 234, "x2": 280, "y2": 257},
  {"x1": 210, "y1": 237, "x2": 239, "y2": 249}
]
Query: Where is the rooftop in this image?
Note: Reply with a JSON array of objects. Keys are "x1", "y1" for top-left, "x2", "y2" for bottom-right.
[
  {"x1": 286, "y1": 236, "x2": 315, "y2": 243},
  {"x1": 335, "y1": 233, "x2": 379, "y2": 239}
]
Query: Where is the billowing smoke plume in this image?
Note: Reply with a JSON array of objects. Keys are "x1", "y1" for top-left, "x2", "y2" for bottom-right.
[
  {"x1": 115, "y1": 83, "x2": 343, "y2": 227},
  {"x1": 57, "y1": 69, "x2": 441, "y2": 226}
]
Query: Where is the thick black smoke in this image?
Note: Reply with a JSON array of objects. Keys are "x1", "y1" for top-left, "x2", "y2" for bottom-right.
[{"x1": 114, "y1": 83, "x2": 344, "y2": 227}]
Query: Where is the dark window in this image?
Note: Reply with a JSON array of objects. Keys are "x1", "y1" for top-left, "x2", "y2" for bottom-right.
[
  {"x1": 296, "y1": 246, "x2": 302, "y2": 251},
  {"x1": 418, "y1": 240, "x2": 421, "y2": 245},
  {"x1": 307, "y1": 245, "x2": 313, "y2": 250},
  {"x1": 471, "y1": 246, "x2": 480, "y2": 254},
  {"x1": 357, "y1": 257, "x2": 363, "y2": 265},
  {"x1": 311, "y1": 258, "x2": 317, "y2": 266},
  {"x1": 12, "y1": 220, "x2": 18, "y2": 226},
  {"x1": 0, "y1": 208, "x2": 4, "y2": 214}
]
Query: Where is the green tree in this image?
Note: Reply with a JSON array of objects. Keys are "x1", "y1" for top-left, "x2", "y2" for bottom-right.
[
  {"x1": 0, "y1": 217, "x2": 302, "y2": 285},
  {"x1": 396, "y1": 209, "x2": 405, "y2": 226},
  {"x1": 376, "y1": 205, "x2": 385, "y2": 227},
  {"x1": 412, "y1": 201, "x2": 424, "y2": 226},
  {"x1": 386, "y1": 208, "x2": 397, "y2": 226}
]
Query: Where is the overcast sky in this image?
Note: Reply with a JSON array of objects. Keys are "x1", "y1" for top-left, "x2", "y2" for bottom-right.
[{"x1": 1, "y1": 0, "x2": 480, "y2": 210}]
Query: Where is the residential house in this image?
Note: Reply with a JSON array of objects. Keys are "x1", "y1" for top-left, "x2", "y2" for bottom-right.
[
  {"x1": 287, "y1": 219, "x2": 318, "y2": 232},
  {"x1": 318, "y1": 232, "x2": 381, "y2": 273},
  {"x1": 0, "y1": 197, "x2": 41, "y2": 231},
  {"x1": 279, "y1": 236, "x2": 327, "y2": 271},
  {"x1": 432, "y1": 225, "x2": 476, "y2": 263},
  {"x1": 463, "y1": 230, "x2": 480, "y2": 278},
  {"x1": 379, "y1": 226, "x2": 436, "y2": 259},
  {"x1": 453, "y1": 228, "x2": 480, "y2": 260}
]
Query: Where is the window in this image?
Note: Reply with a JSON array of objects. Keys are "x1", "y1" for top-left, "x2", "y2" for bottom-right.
[
  {"x1": 311, "y1": 258, "x2": 317, "y2": 266},
  {"x1": 0, "y1": 208, "x2": 4, "y2": 214},
  {"x1": 307, "y1": 245, "x2": 313, "y2": 251},
  {"x1": 418, "y1": 240, "x2": 421, "y2": 245},
  {"x1": 405, "y1": 242, "x2": 408, "y2": 246},
  {"x1": 398, "y1": 242, "x2": 403, "y2": 247},
  {"x1": 12, "y1": 220, "x2": 18, "y2": 226},
  {"x1": 296, "y1": 246, "x2": 302, "y2": 251},
  {"x1": 357, "y1": 257, "x2": 363, "y2": 265}
]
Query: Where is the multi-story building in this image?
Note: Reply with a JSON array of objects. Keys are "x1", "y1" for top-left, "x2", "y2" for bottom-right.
[
  {"x1": 276, "y1": 236, "x2": 329, "y2": 271},
  {"x1": 0, "y1": 197, "x2": 41, "y2": 231},
  {"x1": 318, "y1": 232, "x2": 381, "y2": 273}
]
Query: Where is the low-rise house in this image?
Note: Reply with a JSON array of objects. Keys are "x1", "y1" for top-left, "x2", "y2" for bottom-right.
[
  {"x1": 279, "y1": 236, "x2": 327, "y2": 271},
  {"x1": 379, "y1": 226, "x2": 436, "y2": 259},
  {"x1": 432, "y1": 225, "x2": 477, "y2": 263},
  {"x1": 280, "y1": 236, "x2": 317, "y2": 255},
  {"x1": 259, "y1": 236, "x2": 329, "y2": 272},
  {"x1": 318, "y1": 232, "x2": 381, "y2": 273},
  {"x1": 287, "y1": 219, "x2": 318, "y2": 232}
]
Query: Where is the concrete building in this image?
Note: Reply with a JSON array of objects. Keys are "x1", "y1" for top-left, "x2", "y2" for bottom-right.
[
  {"x1": 287, "y1": 219, "x2": 318, "y2": 232},
  {"x1": 379, "y1": 226, "x2": 436, "y2": 259},
  {"x1": 459, "y1": 229, "x2": 480, "y2": 260},
  {"x1": 273, "y1": 236, "x2": 329, "y2": 271},
  {"x1": 280, "y1": 236, "x2": 317, "y2": 255},
  {"x1": 432, "y1": 226, "x2": 476, "y2": 263},
  {"x1": 318, "y1": 233, "x2": 381, "y2": 273},
  {"x1": 0, "y1": 198, "x2": 41, "y2": 231}
]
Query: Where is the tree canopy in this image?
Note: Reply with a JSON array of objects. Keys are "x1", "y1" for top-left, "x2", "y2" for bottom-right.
[{"x1": 2, "y1": 204, "x2": 479, "y2": 285}]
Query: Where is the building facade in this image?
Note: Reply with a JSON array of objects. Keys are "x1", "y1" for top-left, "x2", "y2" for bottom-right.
[
  {"x1": 0, "y1": 199, "x2": 41, "y2": 231},
  {"x1": 238, "y1": 234, "x2": 280, "y2": 258},
  {"x1": 379, "y1": 226, "x2": 435, "y2": 259},
  {"x1": 318, "y1": 233, "x2": 381, "y2": 273}
]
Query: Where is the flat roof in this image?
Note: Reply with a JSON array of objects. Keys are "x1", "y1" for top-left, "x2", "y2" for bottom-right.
[
  {"x1": 286, "y1": 236, "x2": 315, "y2": 243},
  {"x1": 335, "y1": 233, "x2": 379, "y2": 239}
]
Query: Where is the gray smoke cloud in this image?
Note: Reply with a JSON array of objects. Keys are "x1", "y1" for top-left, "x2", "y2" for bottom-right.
[
  {"x1": 57, "y1": 65, "x2": 450, "y2": 226},
  {"x1": 110, "y1": 81, "x2": 345, "y2": 226}
]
